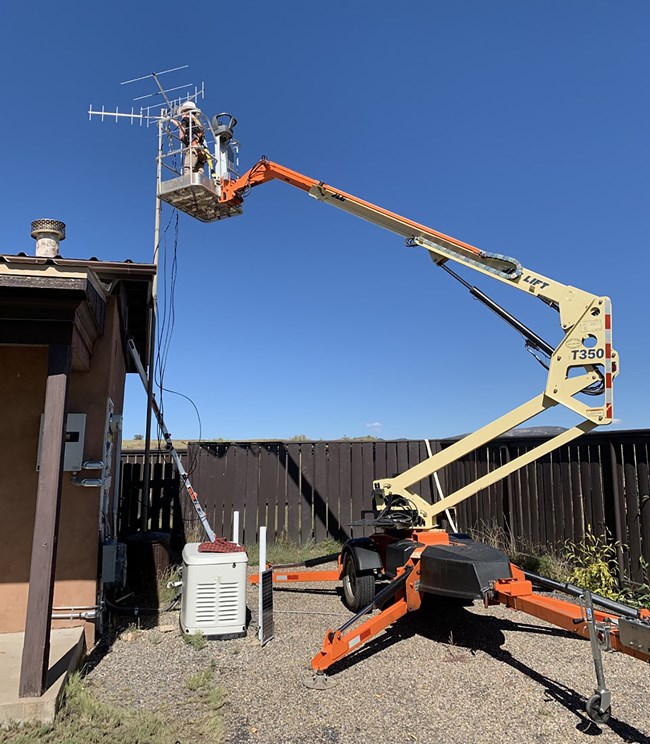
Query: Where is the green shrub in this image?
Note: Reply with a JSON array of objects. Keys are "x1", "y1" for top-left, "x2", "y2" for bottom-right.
[
  {"x1": 183, "y1": 630, "x2": 207, "y2": 650},
  {"x1": 564, "y1": 527, "x2": 621, "y2": 599}
]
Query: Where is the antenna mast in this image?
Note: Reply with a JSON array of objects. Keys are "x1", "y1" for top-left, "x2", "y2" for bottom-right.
[{"x1": 89, "y1": 66, "x2": 235, "y2": 540}]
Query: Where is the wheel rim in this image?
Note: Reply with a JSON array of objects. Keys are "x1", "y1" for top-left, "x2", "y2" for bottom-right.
[{"x1": 343, "y1": 557, "x2": 356, "y2": 601}]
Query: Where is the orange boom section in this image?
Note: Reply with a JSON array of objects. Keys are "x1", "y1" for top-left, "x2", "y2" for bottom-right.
[{"x1": 219, "y1": 160, "x2": 515, "y2": 272}]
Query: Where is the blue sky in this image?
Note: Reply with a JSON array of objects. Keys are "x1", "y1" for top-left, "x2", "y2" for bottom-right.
[{"x1": 3, "y1": 2, "x2": 649, "y2": 440}]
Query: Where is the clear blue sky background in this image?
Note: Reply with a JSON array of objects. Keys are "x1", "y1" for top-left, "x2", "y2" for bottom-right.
[{"x1": 3, "y1": 2, "x2": 649, "y2": 441}]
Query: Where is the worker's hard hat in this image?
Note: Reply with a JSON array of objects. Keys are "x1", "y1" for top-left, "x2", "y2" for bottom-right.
[{"x1": 179, "y1": 101, "x2": 198, "y2": 113}]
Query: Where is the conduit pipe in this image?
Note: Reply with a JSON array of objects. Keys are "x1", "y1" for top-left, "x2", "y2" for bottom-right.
[
  {"x1": 51, "y1": 611, "x2": 97, "y2": 621},
  {"x1": 52, "y1": 604, "x2": 99, "y2": 612}
]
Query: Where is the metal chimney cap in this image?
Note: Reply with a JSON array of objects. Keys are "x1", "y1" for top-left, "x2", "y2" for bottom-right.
[{"x1": 31, "y1": 219, "x2": 66, "y2": 241}]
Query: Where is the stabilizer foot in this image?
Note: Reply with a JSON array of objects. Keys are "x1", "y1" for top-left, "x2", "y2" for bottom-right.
[{"x1": 302, "y1": 672, "x2": 337, "y2": 690}]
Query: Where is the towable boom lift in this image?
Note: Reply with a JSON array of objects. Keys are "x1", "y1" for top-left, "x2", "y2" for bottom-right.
[{"x1": 160, "y1": 121, "x2": 646, "y2": 723}]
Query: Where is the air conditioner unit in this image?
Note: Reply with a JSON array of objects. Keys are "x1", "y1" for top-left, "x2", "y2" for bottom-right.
[{"x1": 180, "y1": 543, "x2": 248, "y2": 639}]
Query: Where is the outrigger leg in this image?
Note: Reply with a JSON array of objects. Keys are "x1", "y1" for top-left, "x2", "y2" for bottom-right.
[
  {"x1": 249, "y1": 552, "x2": 342, "y2": 585},
  {"x1": 307, "y1": 564, "x2": 420, "y2": 683}
]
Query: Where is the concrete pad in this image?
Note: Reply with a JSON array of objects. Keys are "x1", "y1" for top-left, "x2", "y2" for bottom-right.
[{"x1": 0, "y1": 626, "x2": 85, "y2": 725}]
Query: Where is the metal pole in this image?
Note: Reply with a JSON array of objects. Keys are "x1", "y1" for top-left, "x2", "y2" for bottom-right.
[
  {"x1": 584, "y1": 590, "x2": 612, "y2": 715},
  {"x1": 233, "y1": 511, "x2": 240, "y2": 544},
  {"x1": 141, "y1": 117, "x2": 163, "y2": 532},
  {"x1": 258, "y1": 526, "x2": 267, "y2": 642}
]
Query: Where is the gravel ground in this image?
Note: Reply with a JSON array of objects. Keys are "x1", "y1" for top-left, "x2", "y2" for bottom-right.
[{"x1": 87, "y1": 567, "x2": 650, "y2": 744}]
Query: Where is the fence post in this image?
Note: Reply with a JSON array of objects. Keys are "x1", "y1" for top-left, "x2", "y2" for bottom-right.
[{"x1": 608, "y1": 442, "x2": 626, "y2": 579}]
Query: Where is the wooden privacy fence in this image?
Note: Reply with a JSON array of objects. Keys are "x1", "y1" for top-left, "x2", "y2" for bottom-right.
[{"x1": 118, "y1": 430, "x2": 649, "y2": 583}]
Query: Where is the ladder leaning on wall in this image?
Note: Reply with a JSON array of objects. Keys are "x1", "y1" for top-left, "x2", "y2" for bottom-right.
[{"x1": 126, "y1": 338, "x2": 216, "y2": 542}]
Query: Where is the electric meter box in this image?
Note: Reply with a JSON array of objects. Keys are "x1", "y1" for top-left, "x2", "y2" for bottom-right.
[
  {"x1": 36, "y1": 413, "x2": 86, "y2": 471},
  {"x1": 180, "y1": 543, "x2": 248, "y2": 639}
]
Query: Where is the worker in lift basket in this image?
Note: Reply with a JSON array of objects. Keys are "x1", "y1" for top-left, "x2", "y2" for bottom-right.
[{"x1": 171, "y1": 101, "x2": 208, "y2": 175}]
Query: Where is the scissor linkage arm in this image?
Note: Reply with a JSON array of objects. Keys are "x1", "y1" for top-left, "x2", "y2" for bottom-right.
[{"x1": 220, "y1": 160, "x2": 618, "y2": 528}]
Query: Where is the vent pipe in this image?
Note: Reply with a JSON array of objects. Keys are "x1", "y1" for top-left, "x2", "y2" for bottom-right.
[{"x1": 31, "y1": 219, "x2": 66, "y2": 257}]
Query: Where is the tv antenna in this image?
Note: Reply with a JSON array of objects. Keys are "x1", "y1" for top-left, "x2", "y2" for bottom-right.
[
  {"x1": 89, "y1": 65, "x2": 241, "y2": 223},
  {"x1": 89, "y1": 65, "x2": 240, "y2": 540}
]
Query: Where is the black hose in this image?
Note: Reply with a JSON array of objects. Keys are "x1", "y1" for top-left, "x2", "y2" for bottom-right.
[
  {"x1": 337, "y1": 568, "x2": 412, "y2": 635},
  {"x1": 523, "y1": 570, "x2": 640, "y2": 619},
  {"x1": 304, "y1": 552, "x2": 341, "y2": 568},
  {"x1": 105, "y1": 592, "x2": 182, "y2": 616},
  {"x1": 267, "y1": 552, "x2": 341, "y2": 570}
]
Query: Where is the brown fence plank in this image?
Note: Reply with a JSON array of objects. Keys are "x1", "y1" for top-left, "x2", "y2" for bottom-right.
[
  {"x1": 516, "y1": 448, "x2": 530, "y2": 546},
  {"x1": 350, "y1": 444, "x2": 364, "y2": 537},
  {"x1": 231, "y1": 445, "x2": 249, "y2": 543},
  {"x1": 590, "y1": 445, "x2": 606, "y2": 537},
  {"x1": 338, "y1": 442, "x2": 352, "y2": 535},
  {"x1": 127, "y1": 463, "x2": 142, "y2": 536},
  {"x1": 637, "y1": 441, "x2": 650, "y2": 579},
  {"x1": 529, "y1": 460, "x2": 541, "y2": 547},
  {"x1": 161, "y1": 463, "x2": 175, "y2": 534},
  {"x1": 243, "y1": 445, "x2": 260, "y2": 545},
  {"x1": 275, "y1": 445, "x2": 288, "y2": 541},
  {"x1": 417, "y1": 442, "x2": 430, "y2": 502},
  {"x1": 258, "y1": 444, "x2": 276, "y2": 538},
  {"x1": 396, "y1": 442, "x2": 409, "y2": 481},
  {"x1": 551, "y1": 450, "x2": 566, "y2": 543},
  {"x1": 603, "y1": 441, "x2": 626, "y2": 577},
  {"x1": 374, "y1": 442, "x2": 387, "y2": 481},
  {"x1": 285, "y1": 444, "x2": 301, "y2": 542},
  {"x1": 300, "y1": 443, "x2": 314, "y2": 542},
  {"x1": 555, "y1": 447, "x2": 573, "y2": 543},
  {"x1": 149, "y1": 462, "x2": 163, "y2": 532},
  {"x1": 361, "y1": 443, "x2": 374, "y2": 510},
  {"x1": 492, "y1": 448, "x2": 504, "y2": 531},
  {"x1": 386, "y1": 442, "x2": 398, "y2": 480},
  {"x1": 221, "y1": 444, "x2": 238, "y2": 540},
  {"x1": 541, "y1": 455, "x2": 554, "y2": 546},
  {"x1": 313, "y1": 442, "x2": 328, "y2": 542},
  {"x1": 569, "y1": 447, "x2": 585, "y2": 545},
  {"x1": 623, "y1": 442, "x2": 643, "y2": 583},
  {"x1": 327, "y1": 443, "x2": 344, "y2": 541}
]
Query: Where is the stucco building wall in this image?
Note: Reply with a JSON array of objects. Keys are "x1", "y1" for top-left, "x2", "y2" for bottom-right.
[{"x1": 0, "y1": 297, "x2": 127, "y2": 645}]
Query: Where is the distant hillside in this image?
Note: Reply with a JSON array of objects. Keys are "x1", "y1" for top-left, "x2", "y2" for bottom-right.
[
  {"x1": 120, "y1": 427, "x2": 567, "y2": 451},
  {"x1": 500, "y1": 426, "x2": 567, "y2": 438},
  {"x1": 442, "y1": 426, "x2": 567, "y2": 442},
  {"x1": 121, "y1": 439, "x2": 189, "y2": 451}
]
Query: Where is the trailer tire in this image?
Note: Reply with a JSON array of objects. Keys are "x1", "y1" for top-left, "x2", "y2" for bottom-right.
[{"x1": 341, "y1": 552, "x2": 375, "y2": 612}]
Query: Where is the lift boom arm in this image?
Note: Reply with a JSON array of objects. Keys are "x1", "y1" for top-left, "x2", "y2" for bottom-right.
[{"x1": 219, "y1": 159, "x2": 618, "y2": 528}]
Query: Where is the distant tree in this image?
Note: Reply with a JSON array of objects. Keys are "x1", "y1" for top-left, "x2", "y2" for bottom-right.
[
  {"x1": 133, "y1": 433, "x2": 144, "y2": 441},
  {"x1": 339, "y1": 435, "x2": 381, "y2": 441},
  {"x1": 288, "y1": 434, "x2": 309, "y2": 442}
]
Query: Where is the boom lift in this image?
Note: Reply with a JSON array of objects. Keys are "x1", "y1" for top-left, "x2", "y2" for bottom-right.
[{"x1": 164, "y1": 122, "x2": 647, "y2": 723}]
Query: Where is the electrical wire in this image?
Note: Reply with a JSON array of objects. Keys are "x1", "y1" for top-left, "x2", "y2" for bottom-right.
[
  {"x1": 239, "y1": 157, "x2": 269, "y2": 198},
  {"x1": 158, "y1": 385, "x2": 203, "y2": 476},
  {"x1": 150, "y1": 203, "x2": 204, "y2": 475},
  {"x1": 375, "y1": 494, "x2": 422, "y2": 527},
  {"x1": 105, "y1": 592, "x2": 181, "y2": 616},
  {"x1": 153, "y1": 208, "x2": 179, "y2": 452}
]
